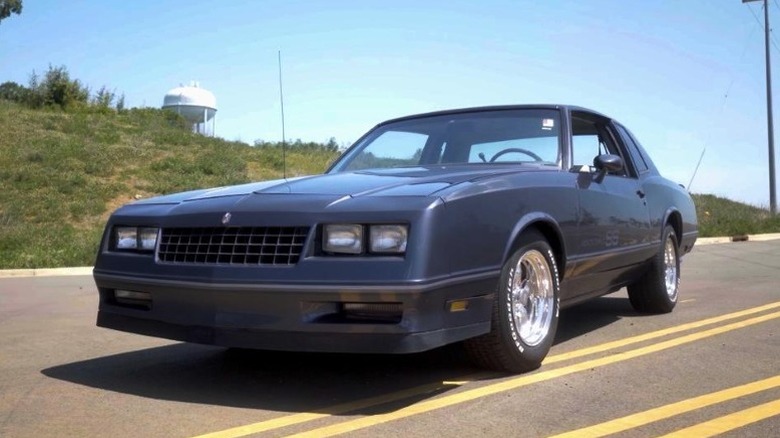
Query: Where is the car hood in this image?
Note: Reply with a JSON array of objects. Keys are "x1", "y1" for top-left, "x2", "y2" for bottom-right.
[{"x1": 130, "y1": 165, "x2": 550, "y2": 206}]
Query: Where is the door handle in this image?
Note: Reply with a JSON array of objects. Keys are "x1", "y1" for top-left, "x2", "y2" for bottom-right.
[{"x1": 636, "y1": 189, "x2": 646, "y2": 199}]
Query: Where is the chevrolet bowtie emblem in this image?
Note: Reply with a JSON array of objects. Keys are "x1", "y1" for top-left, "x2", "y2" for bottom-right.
[{"x1": 221, "y1": 212, "x2": 232, "y2": 225}]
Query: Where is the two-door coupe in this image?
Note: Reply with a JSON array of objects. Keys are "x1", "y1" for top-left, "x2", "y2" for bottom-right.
[{"x1": 94, "y1": 105, "x2": 697, "y2": 372}]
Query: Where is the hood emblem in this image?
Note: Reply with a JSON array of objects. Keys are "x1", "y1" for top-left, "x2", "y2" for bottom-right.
[{"x1": 221, "y1": 212, "x2": 232, "y2": 225}]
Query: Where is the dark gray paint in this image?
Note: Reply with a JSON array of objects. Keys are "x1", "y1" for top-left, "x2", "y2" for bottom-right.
[{"x1": 94, "y1": 104, "x2": 698, "y2": 353}]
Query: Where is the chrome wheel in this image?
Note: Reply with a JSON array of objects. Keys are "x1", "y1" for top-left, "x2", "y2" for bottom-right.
[
  {"x1": 664, "y1": 237, "x2": 678, "y2": 301},
  {"x1": 627, "y1": 225, "x2": 679, "y2": 314},
  {"x1": 510, "y1": 249, "x2": 555, "y2": 347},
  {"x1": 463, "y1": 232, "x2": 560, "y2": 373}
]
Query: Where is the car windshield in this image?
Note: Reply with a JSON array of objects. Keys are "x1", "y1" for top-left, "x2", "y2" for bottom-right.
[{"x1": 329, "y1": 109, "x2": 562, "y2": 173}]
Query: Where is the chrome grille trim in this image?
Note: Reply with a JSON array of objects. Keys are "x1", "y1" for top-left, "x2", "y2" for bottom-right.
[{"x1": 157, "y1": 227, "x2": 309, "y2": 266}]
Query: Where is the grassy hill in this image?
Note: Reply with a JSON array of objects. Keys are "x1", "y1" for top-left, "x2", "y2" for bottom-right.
[
  {"x1": 691, "y1": 193, "x2": 780, "y2": 237},
  {"x1": 0, "y1": 101, "x2": 338, "y2": 268},
  {"x1": 1, "y1": 101, "x2": 778, "y2": 269}
]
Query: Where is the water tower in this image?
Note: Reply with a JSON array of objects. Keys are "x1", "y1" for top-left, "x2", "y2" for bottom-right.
[{"x1": 162, "y1": 82, "x2": 217, "y2": 136}]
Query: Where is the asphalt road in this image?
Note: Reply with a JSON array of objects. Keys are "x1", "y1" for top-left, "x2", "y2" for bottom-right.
[{"x1": 1, "y1": 241, "x2": 778, "y2": 438}]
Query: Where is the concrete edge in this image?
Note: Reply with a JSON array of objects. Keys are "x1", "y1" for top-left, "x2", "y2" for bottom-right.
[
  {"x1": 695, "y1": 237, "x2": 732, "y2": 246},
  {"x1": 0, "y1": 267, "x2": 93, "y2": 279},
  {"x1": 694, "y1": 232, "x2": 780, "y2": 246},
  {"x1": 2, "y1": 233, "x2": 780, "y2": 278}
]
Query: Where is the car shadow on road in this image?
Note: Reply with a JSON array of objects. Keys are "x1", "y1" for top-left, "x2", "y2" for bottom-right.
[
  {"x1": 555, "y1": 295, "x2": 641, "y2": 344},
  {"x1": 41, "y1": 342, "x2": 486, "y2": 413},
  {"x1": 41, "y1": 296, "x2": 638, "y2": 413}
]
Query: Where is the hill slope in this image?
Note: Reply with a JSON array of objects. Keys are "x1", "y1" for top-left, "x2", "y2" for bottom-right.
[
  {"x1": 691, "y1": 193, "x2": 780, "y2": 237},
  {"x1": 1, "y1": 102, "x2": 778, "y2": 268},
  {"x1": 0, "y1": 101, "x2": 338, "y2": 268}
]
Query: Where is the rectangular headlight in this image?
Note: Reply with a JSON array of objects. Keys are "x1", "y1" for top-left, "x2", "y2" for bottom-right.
[
  {"x1": 114, "y1": 226, "x2": 158, "y2": 251},
  {"x1": 138, "y1": 227, "x2": 159, "y2": 250},
  {"x1": 115, "y1": 227, "x2": 139, "y2": 250},
  {"x1": 369, "y1": 225, "x2": 408, "y2": 254},
  {"x1": 323, "y1": 224, "x2": 363, "y2": 254}
]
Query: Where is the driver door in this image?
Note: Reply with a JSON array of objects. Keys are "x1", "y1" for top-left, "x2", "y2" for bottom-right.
[{"x1": 567, "y1": 112, "x2": 652, "y2": 296}]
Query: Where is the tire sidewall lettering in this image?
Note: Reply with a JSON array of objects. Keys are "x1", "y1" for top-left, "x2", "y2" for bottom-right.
[
  {"x1": 504, "y1": 246, "x2": 559, "y2": 355},
  {"x1": 505, "y1": 260, "x2": 524, "y2": 353}
]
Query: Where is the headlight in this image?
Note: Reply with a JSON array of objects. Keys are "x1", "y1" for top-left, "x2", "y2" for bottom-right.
[
  {"x1": 138, "y1": 227, "x2": 159, "y2": 250},
  {"x1": 369, "y1": 225, "x2": 408, "y2": 253},
  {"x1": 323, "y1": 224, "x2": 363, "y2": 254},
  {"x1": 115, "y1": 227, "x2": 139, "y2": 249},
  {"x1": 114, "y1": 226, "x2": 159, "y2": 251}
]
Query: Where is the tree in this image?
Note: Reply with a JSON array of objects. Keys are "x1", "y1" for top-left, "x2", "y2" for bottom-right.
[
  {"x1": 25, "y1": 71, "x2": 44, "y2": 108},
  {"x1": 116, "y1": 93, "x2": 126, "y2": 112},
  {"x1": 325, "y1": 137, "x2": 338, "y2": 152},
  {"x1": 27, "y1": 65, "x2": 90, "y2": 109},
  {"x1": 92, "y1": 85, "x2": 116, "y2": 108},
  {"x1": 0, "y1": 81, "x2": 28, "y2": 103},
  {"x1": 0, "y1": 0, "x2": 22, "y2": 25}
]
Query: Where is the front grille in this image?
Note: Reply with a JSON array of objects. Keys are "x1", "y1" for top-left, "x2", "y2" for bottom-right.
[{"x1": 158, "y1": 227, "x2": 309, "y2": 266}]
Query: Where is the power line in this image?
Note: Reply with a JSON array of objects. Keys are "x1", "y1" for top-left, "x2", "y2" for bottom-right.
[
  {"x1": 689, "y1": 17, "x2": 759, "y2": 191},
  {"x1": 748, "y1": 2, "x2": 780, "y2": 54},
  {"x1": 741, "y1": 22, "x2": 759, "y2": 61}
]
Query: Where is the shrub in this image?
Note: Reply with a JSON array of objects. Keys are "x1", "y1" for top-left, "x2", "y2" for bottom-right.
[
  {"x1": 0, "y1": 81, "x2": 29, "y2": 103},
  {"x1": 27, "y1": 65, "x2": 90, "y2": 109}
]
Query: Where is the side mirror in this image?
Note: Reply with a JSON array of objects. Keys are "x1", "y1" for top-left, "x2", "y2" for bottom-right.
[
  {"x1": 594, "y1": 154, "x2": 623, "y2": 173},
  {"x1": 592, "y1": 154, "x2": 623, "y2": 182}
]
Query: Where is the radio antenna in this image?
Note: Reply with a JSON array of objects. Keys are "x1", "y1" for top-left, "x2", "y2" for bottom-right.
[
  {"x1": 688, "y1": 76, "x2": 735, "y2": 192},
  {"x1": 278, "y1": 50, "x2": 287, "y2": 179},
  {"x1": 687, "y1": 146, "x2": 706, "y2": 192}
]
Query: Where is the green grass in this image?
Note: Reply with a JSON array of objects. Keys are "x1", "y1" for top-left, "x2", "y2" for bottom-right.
[
  {"x1": 0, "y1": 101, "x2": 338, "y2": 268},
  {"x1": 691, "y1": 194, "x2": 780, "y2": 238},
  {"x1": 1, "y1": 101, "x2": 778, "y2": 269}
]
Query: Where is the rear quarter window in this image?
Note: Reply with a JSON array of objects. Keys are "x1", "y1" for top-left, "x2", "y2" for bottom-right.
[{"x1": 616, "y1": 124, "x2": 649, "y2": 173}]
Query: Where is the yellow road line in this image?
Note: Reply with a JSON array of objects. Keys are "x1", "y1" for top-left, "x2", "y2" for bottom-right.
[
  {"x1": 549, "y1": 375, "x2": 780, "y2": 437},
  {"x1": 191, "y1": 301, "x2": 780, "y2": 438},
  {"x1": 656, "y1": 398, "x2": 780, "y2": 438},
  {"x1": 544, "y1": 301, "x2": 780, "y2": 365},
  {"x1": 286, "y1": 311, "x2": 780, "y2": 438},
  {"x1": 192, "y1": 374, "x2": 493, "y2": 438}
]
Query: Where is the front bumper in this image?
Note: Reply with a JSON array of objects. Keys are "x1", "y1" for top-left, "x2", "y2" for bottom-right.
[{"x1": 94, "y1": 271, "x2": 497, "y2": 354}]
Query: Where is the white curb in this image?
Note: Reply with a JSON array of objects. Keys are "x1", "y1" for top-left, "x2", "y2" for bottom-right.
[
  {"x1": 0, "y1": 267, "x2": 93, "y2": 279},
  {"x1": 696, "y1": 232, "x2": 780, "y2": 246}
]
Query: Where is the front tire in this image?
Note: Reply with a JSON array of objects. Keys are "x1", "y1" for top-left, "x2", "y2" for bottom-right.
[
  {"x1": 464, "y1": 231, "x2": 560, "y2": 373},
  {"x1": 627, "y1": 225, "x2": 680, "y2": 314}
]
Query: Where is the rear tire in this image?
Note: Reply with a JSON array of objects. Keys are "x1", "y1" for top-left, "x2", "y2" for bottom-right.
[
  {"x1": 464, "y1": 231, "x2": 560, "y2": 373},
  {"x1": 627, "y1": 225, "x2": 680, "y2": 314}
]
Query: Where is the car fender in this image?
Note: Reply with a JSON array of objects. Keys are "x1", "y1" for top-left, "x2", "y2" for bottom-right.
[
  {"x1": 502, "y1": 212, "x2": 567, "y2": 275},
  {"x1": 661, "y1": 207, "x2": 682, "y2": 243}
]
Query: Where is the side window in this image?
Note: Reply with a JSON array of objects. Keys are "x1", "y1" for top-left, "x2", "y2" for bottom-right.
[
  {"x1": 616, "y1": 124, "x2": 648, "y2": 173},
  {"x1": 571, "y1": 114, "x2": 626, "y2": 176},
  {"x1": 571, "y1": 131, "x2": 603, "y2": 168}
]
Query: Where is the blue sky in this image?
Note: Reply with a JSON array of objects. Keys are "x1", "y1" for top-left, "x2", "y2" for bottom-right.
[{"x1": 1, "y1": 0, "x2": 778, "y2": 205}]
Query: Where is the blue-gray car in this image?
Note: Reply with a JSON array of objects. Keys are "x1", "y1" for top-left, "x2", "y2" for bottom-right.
[{"x1": 94, "y1": 105, "x2": 698, "y2": 373}]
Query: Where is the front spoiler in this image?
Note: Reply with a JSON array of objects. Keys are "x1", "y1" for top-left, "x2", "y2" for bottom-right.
[
  {"x1": 96, "y1": 312, "x2": 489, "y2": 354},
  {"x1": 94, "y1": 271, "x2": 497, "y2": 354}
]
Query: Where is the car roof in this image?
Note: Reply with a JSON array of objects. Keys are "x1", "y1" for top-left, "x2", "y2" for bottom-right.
[{"x1": 377, "y1": 104, "x2": 611, "y2": 126}]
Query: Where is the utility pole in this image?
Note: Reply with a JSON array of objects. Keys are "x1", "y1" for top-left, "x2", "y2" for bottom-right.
[{"x1": 744, "y1": 0, "x2": 777, "y2": 213}]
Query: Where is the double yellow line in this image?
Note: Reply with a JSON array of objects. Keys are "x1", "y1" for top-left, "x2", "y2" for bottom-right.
[
  {"x1": 552, "y1": 376, "x2": 780, "y2": 437},
  {"x1": 193, "y1": 302, "x2": 780, "y2": 438}
]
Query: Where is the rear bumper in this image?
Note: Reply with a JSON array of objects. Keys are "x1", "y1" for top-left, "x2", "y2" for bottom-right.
[{"x1": 94, "y1": 271, "x2": 497, "y2": 354}]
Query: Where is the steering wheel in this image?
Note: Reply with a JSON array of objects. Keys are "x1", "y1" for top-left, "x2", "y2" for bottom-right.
[{"x1": 488, "y1": 148, "x2": 544, "y2": 163}]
